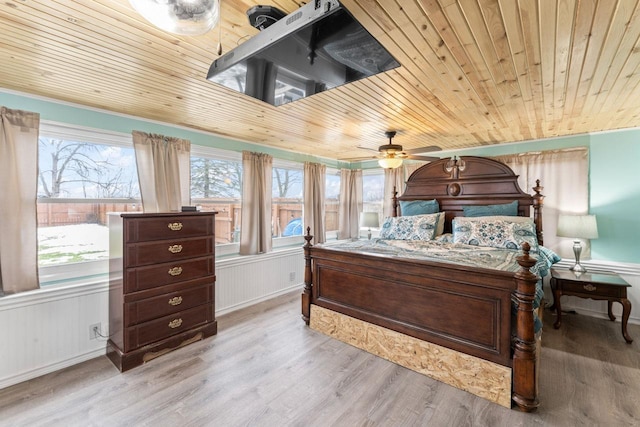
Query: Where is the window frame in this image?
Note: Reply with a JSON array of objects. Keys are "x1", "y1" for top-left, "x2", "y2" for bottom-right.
[{"x1": 37, "y1": 122, "x2": 141, "y2": 285}]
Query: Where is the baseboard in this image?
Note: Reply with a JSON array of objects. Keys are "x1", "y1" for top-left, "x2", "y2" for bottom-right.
[{"x1": 0, "y1": 347, "x2": 107, "y2": 390}]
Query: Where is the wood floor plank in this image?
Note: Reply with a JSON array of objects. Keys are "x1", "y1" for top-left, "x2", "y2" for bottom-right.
[{"x1": 1, "y1": 291, "x2": 639, "y2": 426}]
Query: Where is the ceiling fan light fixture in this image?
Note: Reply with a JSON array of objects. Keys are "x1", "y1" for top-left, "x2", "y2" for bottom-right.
[
  {"x1": 378, "y1": 157, "x2": 403, "y2": 169},
  {"x1": 129, "y1": 0, "x2": 220, "y2": 36}
]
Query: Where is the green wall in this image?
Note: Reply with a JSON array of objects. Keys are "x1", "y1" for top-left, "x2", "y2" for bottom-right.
[
  {"x1": 2, "y1": 90, "x2": 639, "y2": 263},
  {"x1": 0, "y1": 91, "x2": 347, "y2": 169},
  {"x1": 435, "y1": 130, "x2": 640, "y2": 264}
]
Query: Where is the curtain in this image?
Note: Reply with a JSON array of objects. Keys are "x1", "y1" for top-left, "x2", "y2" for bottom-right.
[
  {"x1": 240, "y1": 151, "x2": 273, "y2": 255},
  {"x1": 491, "y1": 147, "x2": 589, "y2": 258},
  {"x1": 382, "y1": 163, "x2": 426, "y2": 217},
  {"x1": 338, "y1": 169, "x2": 362, "y2": 239},
  {"x1": 132, "y1": 131, "x2": 191, "y2": 213},
  {"x1": 303, "y1": 162, "x2": 326, "y2": 244},
  {"x1": 0, "y1": 107, "x2": 40, "y2": 295},
  {"x1": 383, "y1": 167, "x2": 403, "y2": 217}
]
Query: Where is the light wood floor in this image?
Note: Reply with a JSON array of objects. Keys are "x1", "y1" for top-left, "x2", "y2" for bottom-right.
[{"x1": 1, "y1": 291, "x2": 639, "y2": 426}]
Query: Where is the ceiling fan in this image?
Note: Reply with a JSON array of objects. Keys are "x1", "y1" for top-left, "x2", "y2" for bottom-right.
[{"x1": 343, "y1": 131, "x2": 441, "y2": 168}]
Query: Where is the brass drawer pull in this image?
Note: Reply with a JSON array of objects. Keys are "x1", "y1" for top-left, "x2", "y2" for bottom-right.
[
  {"x1": 584, "y1": 284, "x2": 597, "y2": 292},
  {"x1": 168, "y1": 318, "x2": 183, "y2": 329},
  {"x1": 168, "y1": 222, "x2": 183, "y2": 231},
  {"x1": 168, "y1": 266, "x2": 183, "y2": 276},
  {"x1": 168, "y1": 244, "x2": 183, "y2": 254},
  {"x1": 168, "y1": 296, "x2": 183, "y2": 306}
]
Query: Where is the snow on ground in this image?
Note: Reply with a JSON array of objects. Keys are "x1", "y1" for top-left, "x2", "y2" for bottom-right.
[{"x1": 38, "y1": 224, "x2": 109, "y2": 265}]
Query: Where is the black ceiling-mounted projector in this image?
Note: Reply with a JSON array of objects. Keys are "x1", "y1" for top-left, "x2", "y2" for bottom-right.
[{"x1": 247, "y1": 5, "x2": 287, "y2": 31}]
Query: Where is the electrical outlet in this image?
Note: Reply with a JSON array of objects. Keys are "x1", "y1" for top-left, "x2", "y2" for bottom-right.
[
  {"x1": 89, "y1": 323, "x2": 101, "y2": 340},
  {"x1": 289, "y1": 272, "x2": 296, "y2": 282}
]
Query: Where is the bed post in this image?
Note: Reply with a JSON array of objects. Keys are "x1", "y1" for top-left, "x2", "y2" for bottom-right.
[
  {"x1": 392, "y1": 186, "x2": 399, "y2": 217},
  {"x1": 512, "y1": 242, "x2": 540, "y2": 412},
  {"x1": 302, "y1": 227, "x2": 313, "y2": 325},
  {"x1": 532, "y1": 180, "x2": 544, "y2": 246}
]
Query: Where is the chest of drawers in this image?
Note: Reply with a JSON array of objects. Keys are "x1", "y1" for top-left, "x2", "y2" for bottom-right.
[{"x1": 107, "y1": 212, "x2": 217, "y2": 371}]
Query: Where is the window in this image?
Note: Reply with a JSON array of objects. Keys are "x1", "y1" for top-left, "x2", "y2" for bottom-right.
[
  {"x1": 190, "y1": 150, "x2": 242, "y2": 246},
  {"x1": 272, "y1": 163, "x2": 303, "y2": 241},
  {"x1": 325, "y1": 168, "x2": 340, "y2": 236},
  {"x1": 37, "y1": 123, "x2": 140, "y2": 285},
  {"x1": 362, "y1": 170, "x2": 385, "y2": 229}
]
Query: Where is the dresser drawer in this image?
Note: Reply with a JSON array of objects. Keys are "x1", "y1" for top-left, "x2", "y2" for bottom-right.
[
  {"x1": 124, "y1": 236, "x2": 215, "y2": 267},
  {"x1": 124, "y1": 215, "x2": 214, "y2": 242},
  {"x1": 124, "y1": 257, "x2": 215, "y2": 293},
  {"x1": 123, "y1": 304, "x2": 213, "y2": 351},
  {"x1": 558, "y1": 279, "x2": 625, "y2": 298},
  {"x1": 124, "y1": 283, "x2": 213, "y2": 326}
]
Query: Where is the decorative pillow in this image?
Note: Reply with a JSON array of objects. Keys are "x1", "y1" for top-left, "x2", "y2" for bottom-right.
[
  {"x1": 380, "y1": 212, "x2": 442, "y2": 241},
  {"x1": 452, "y1": 216, "x2": 539, "y2": 252},
  {"x1": 399, "y1": 199, "x2": 439, "y2": 216},
  {"x1": 462, "y1": 200, "x2": 518, "y2": 217}
]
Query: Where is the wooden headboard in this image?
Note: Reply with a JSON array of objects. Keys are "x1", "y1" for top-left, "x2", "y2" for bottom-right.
[{"x1": 392, "y1": 156, "x2": 545, "y2": 245}]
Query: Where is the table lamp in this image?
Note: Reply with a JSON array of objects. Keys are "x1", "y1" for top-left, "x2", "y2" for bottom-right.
[
  {"x1": 556, "y1": 214, "x2": 598, "y2": 273},
  {"x1": 360, "y1": 212, "x2": 380, "y2": 240}
]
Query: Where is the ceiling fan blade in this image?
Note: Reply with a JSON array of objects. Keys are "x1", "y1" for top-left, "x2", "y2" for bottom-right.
[
  {"x1": 402, "y1": 145, "x2": 442, "y2": 155},
  {"x1": 406, "y1": 154, "x2": 440, "y2": 162}
]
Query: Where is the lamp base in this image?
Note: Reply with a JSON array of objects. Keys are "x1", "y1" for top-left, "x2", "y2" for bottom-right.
[
  {"x1": 569, "y1": 263, "x2": 586, "y2": 273},
  {"x1": 570, "y1": 240, "x2": 587, "y2": 273}
]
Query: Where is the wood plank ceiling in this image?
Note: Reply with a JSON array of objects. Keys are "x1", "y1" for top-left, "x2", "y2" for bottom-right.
[{"x1": 1, "y1": 0, "x2": 639, "y2": 161}]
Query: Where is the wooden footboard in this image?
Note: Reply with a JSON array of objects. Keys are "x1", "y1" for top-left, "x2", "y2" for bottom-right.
[{"x1": 302, "y1": 231, "x2": 539, "y2": 412}]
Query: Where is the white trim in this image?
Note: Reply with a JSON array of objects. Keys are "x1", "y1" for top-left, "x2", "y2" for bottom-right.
[
  {"x1": 0, "y1": 348, "x2": 106, "y2": 391},
  {"x1": 191, "y1": 144, "x2": 242, "y2": 162},
  {"x1": 216, "y1": 246, "x2": 302, "y2": 268},
  {"x1": 555, "y1": 259, "x2": 640, "y2": 276},
  {"x1": 40, "y1": 121, "x2": 132, "y2": 148},
  {"x1": 0, "y1": 280, "x2": 108, "y2": 311}
]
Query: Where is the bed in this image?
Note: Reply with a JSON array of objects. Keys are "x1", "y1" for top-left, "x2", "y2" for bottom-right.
[{"x1": 301, "y1": 156, "x2": 559, "y2": 411}]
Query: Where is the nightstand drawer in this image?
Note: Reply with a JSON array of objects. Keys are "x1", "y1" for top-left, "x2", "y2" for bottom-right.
[
  {"x1": 124, "y1": 215, "x2": 214, "y2": 242},
  {"x1": 124, "y1": 283, "x2": 213, "y2": 326},
  {"x1": 559, "y1": 279, "x2": 625, "y2": 298},
  {"x1": 124, "y1": 257, "x2": 215, "y2": 293},
  {"x1": 123, "y1": 304, "x2": 213, "y2": 351},
  {"x1": 124, "y1": 236, "x2": 215, "y2": 267}
]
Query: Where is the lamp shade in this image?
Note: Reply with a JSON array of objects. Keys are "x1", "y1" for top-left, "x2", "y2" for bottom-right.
[
  {"x1": 378, "y1": 157, "x2": 403, "y2": 169},
  {"x1": 557, "y1": 214, "x2": 599, "y2": 239},
  {"x1": 130, "y1": 0, "x2": 220, "y2": 35},
  {"x1": 360, "y1": 212, "x2": 380, "y2": 228}
]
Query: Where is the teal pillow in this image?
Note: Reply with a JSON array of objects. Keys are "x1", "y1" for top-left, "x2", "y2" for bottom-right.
[
  {"x1": 399, "y1": 199, "x2": 439, "y2": 216},
  {"x1": 462, "y1": 201, "x2": 518, "y2": 217}
]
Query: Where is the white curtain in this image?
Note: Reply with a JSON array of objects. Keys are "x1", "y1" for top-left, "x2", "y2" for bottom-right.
[
  {"x1": 240, "y1": 151, "x2": 273, "y2": 255},
  {"x1": 492, "y1": 148, "x2": 589, "y2": 258},
  {"x1": 0, "y1": 107, "x2": 40, "y2": 295},
  {"x1": 338, "y1": 169, "x2": 362, "y2": 239},
  {"x1": 383, "y1": 167, "x2": 403, "y2": 217},
  {"x1": 382, "y1": 163, "x2": 426, "y2": 217},
  {"x1": 132, "y1": 131, "x2": 191, "y2": 213},
  {"x1": 304, "y1": 162, "x2": 326, "y2": 244}
]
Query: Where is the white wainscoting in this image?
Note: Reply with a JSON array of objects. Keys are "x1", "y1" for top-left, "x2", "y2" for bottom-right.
[{"x1": 0, "y1": 248, "x2": 304, "y2": 390}]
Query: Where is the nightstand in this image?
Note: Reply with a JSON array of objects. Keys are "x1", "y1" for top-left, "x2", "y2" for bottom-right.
[{"x1": 550, "y1": 268, "x2": 633, "y2": 343}]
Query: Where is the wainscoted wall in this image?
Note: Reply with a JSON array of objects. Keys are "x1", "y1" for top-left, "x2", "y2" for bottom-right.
[
  {"x1": 0, "y1": 248, "x2": 304, "y2": 390},
  {"x1": 0, "y1": 252, "x2": 636, "y2": 390}
]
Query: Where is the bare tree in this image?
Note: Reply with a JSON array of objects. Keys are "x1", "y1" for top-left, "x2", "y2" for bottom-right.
[
  {"x1": 191, "y1": 158, "x2": 242, "y2": 198},
  {"x1": 273, "y1": 168, "x2": 302, "y2": 198},
  {"x1": 38, "y1": 138, "x2": 139, "y2": 198}
]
